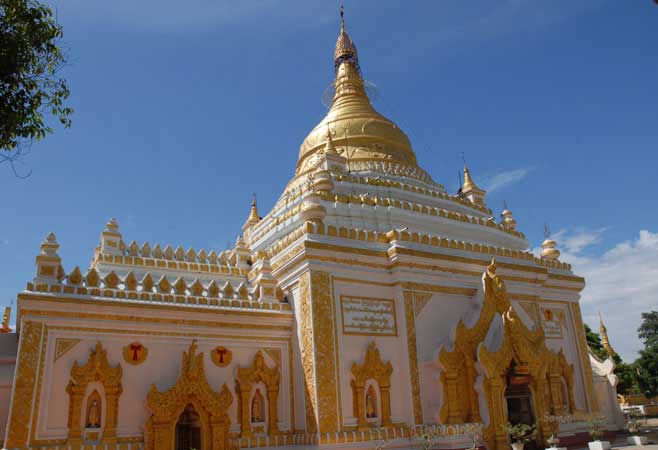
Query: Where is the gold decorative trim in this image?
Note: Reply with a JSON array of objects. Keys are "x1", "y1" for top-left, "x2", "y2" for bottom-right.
[
  {"x1": 18, "y1": 305, "x2": 292, "y2": 331},
  {"x1": 5, "y1": 321, "x2": 43, "y2": 448},
  {"x1": 262, "y1": 348, "x2": 281, "y2": 367},
  {"x1": 67, "y1": 342, "x2": 123, "y2": 444},
  {"x1": 403, "y1": 292, "x2": 423, "y2": 425},
  {"x1": 413, "y1": 293, "x2": 433, "y2": 318},
  {"x1": 55, "y1": 337, "x2": 80, "y2": 361},
  {"x1": 309, "y1": 271, "x2": 339, "y2": 433},
  {"x1": 236, "y1": 351, "x2": 281, "y2": 437},
  {"x1": 350, "y1": 342, "x2": 393, "y2": 429}
]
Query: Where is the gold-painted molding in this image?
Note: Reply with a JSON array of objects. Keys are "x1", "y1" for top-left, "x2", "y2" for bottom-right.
[
  {"x1": 5, "y1": 321, "x2": 43, "y2": 448},
  {"x1": 403, "y1": 292, "x2": 423, "y2": 425}
]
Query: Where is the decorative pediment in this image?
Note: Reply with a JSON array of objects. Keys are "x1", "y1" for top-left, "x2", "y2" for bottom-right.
[
  {"x1": 70, "y1": 342, "x2": 122, "y2": 389},
  {"x1": 236, "y1": 350, "x2": 280, "y2": 390},
  {"x1": 351, "y1": 341, "x2": 393, "y2": 388},
  {"x1": 146, "y1": 341, "x2": 233, "y2": 421}
]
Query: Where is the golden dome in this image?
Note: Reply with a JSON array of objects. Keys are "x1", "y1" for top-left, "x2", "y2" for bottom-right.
[{"x1": 296, "y1": 15, "x2": 417, "y2": 175}]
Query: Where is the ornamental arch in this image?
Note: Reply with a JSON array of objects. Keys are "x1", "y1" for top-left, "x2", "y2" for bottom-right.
[
  {"x1": 236, "y1": 350, "x2": 281, "y2": 437},
  {"x1": 438, "y1": 259, "x2": 579, "y2": 450},
  {"x1": 66, "y1": 342, "x2": 123, "y2": 445},
  {"x1": 145, "y1": 341, "x2": 233, "y2": 450},
  {"x1": 350, "y1": 341, "x2": 393, "y2": 430}
]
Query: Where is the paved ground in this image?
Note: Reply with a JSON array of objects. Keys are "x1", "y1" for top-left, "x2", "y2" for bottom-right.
[{"x1": 571, "y1": 418, "x2": 658, "y2": 450}]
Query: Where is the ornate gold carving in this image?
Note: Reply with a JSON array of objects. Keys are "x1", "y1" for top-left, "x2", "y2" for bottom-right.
[
  {"x1": 413, "y1": 293, "x2": 432, "y2": 318},
  {"x1": 309, "y1": 271, "x2": 339, "y2": 433},
  {"x1": 236, "y1": 350, "x2": 281, "y2": 437},
  {"x1": 123, "y1": 342, "x2": 148, "y2": 365},
  {"x1": 5, "y1": 321, "x2": 43, "y2": 448},
  {"x1": 211, "y1": 346, "x2": 233, "y2": 367},
  {"x1": 67, "y1": 342, "x2": 123, "y2": 445},
  {"x1": 145, "y1": 341, "x2": 233, "y2": 450},
  {"x1": 55, "y1": 337, "x2": 81, "y2": 361},
  {"x1": 403, "y1": 291, "x2": 423, "y2": 425},
  {"x1": 298, "y1": 272, "x2": 318, "y2": 433},
  {"x1": 262, "y1": 347, "x2": 281, "y2": 367},
  {"x1": 437, "y1": 258, "x2": 579, "y2": 450},
  {"x1": 350, "y1": 342, "x2": 393, "y2": 430}
]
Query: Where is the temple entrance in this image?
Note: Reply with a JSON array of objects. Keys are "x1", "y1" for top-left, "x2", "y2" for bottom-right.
[
  {"x1": 505, "y1": 362, "x2": 537, "y2": 450},
  {"x1": 175, "y1": 404, "x2": 202, "y2": 450}
]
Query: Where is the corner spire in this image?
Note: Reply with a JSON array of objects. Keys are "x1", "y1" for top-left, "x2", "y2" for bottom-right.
[
  {"x1": 461, "y1": 164, "x2": 486, "y2": 206},
  {"x1": 242, "y1": 195, "x2": 261, "y2": 231}
]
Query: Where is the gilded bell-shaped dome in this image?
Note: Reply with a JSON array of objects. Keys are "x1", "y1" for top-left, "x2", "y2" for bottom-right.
[{"x1": 296, "y1": 15, "x2": 417, "y2": 174}]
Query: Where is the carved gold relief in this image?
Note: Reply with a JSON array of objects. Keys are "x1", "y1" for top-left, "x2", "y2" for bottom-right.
[
  {"x1": 123, "y1": 342, "x2": 148, "y2": 365},
  {"x1": 5, "y1": 321, "x2": 43, "y2": 448},
  {"x1": 211, "y1": 346, "x2": 232, "y2": 367},
  {"x1": 67, "y1": 342, "x2": 123, "y2": 445},
  {"x1": 350, "y1": 342, "x2": 393, "y2": 430},
  {"x1": 236, "y1": 350, "x2": 281, "y2": 437},
  {"x1": 55, "y1": 337, "x2": 80, "y2": 361},
  {"x1": 145, "y1": 341, "x2": 233, "y2": 450},
  {"x1": 437, "y1": 259, "x2": 579, "y2": 450},
  {"x1": 403, "y1": 292, "x2": 423, "y2": 425}
]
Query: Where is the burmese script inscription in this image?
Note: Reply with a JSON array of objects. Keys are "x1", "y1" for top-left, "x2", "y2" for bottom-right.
[{"x1": 341, "y1": 296, "x2": 397, "y2": 336}]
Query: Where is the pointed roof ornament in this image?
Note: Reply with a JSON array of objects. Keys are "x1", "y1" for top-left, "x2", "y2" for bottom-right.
[
  {"x1": 242, "y1": 194, "x2": 261, "y2": 231},
  {"x1": 461, "y1": 163, "x2": 486, "y2": 206},
  {"x1": 334, "y1": 4, "x2": 359, "y2": 71},
  {"x1": 599, "y1": 312, "x2": 616, "y2": 357},
  {"x1": 324, "y1": 126, "x2": 338, "y2": 155}
]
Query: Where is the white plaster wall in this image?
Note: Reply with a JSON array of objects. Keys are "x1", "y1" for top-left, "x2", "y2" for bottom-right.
[
  {"x1": 331, "y1": 279, "x2": 412, "y2": 427},
  {"x1": 416, "y1": 293, "x2": 474, "y2": 424}
]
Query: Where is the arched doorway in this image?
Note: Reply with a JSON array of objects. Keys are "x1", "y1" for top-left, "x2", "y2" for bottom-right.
[
  {"x1": 175, "y1": 404, "x2": 202, "y2": 450},
  {"x1": 505, "y1": 361, "x2": 537, "y2": 450}
]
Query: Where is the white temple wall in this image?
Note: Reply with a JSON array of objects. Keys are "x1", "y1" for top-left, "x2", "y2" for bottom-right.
[
  {"x1": 32, "y1": 325, "x2": 293, "y2": 441},
  {"x1": 415, "y1": 293, "x2": 474, "y2": 424},
  {"x1": 330, "y1": 278, "x2": 412, "y2": 427}
]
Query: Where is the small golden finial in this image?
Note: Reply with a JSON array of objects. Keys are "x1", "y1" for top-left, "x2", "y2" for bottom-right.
[
  {"x1": 599, "y1": 312, "x2": 616, "y2": 357},
  {"x1": 0, "y1": 302, "x2": 11, "y2": 333}
]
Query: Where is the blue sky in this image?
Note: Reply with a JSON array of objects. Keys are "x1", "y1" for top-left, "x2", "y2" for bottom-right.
[{"x1": 1, "y1": 0, "x2": 657, "y2": 361}]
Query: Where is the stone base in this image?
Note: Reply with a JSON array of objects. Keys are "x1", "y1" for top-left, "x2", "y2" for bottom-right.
[
  {"x1": 588, "y1": 441, "x2": 611, "y2": 450},
  {"x1": 627, "y1": 436, "x2": 648, "y2": 445}
]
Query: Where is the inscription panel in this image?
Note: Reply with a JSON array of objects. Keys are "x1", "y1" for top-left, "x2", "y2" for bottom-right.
[{"x1": 340, "y1": 296, "x2": 397, "y2": 336}]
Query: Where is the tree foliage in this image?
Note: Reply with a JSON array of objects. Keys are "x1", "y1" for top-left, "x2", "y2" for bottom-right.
[
  {"x1": 636, "y1": 311, "x2": 658, "y2": 397},
  {"x1": 584, "y1": 324, "x2": 608, "y2": 361},
  {"x1": 0, "y1": 0, "x2": 72, "y2": 166},
  {"x1": 638, "y1": 311, "x2": 658, "y2": 349}
]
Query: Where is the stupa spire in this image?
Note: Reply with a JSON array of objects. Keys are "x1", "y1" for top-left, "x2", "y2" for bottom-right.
[
  {"x1": 334, "y1": 5, "x2": 359, "y2": 72},
  {"x1": 461, "y1": 164, "x2": 486, "y2": 206},
  {"x1": 242, "y1": 196, "x2": 261, "y2": 231}
]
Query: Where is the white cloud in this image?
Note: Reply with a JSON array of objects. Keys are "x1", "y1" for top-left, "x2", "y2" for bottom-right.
[
  {"x1": 552, "y1": 227, "x2": 608, "y2": 254},
  {"x1": 558, "y1": 230, "x2": 658, "y2": 362},
  {"x1": 483, "y1": 168, "x2": 532, "y2": 193}
]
